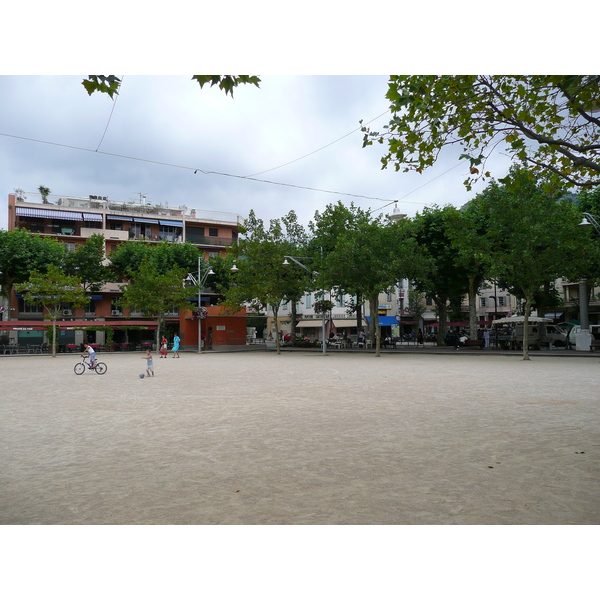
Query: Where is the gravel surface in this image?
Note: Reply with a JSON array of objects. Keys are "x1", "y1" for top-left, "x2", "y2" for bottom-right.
[{"x1": 1, "y1": 351, "x2": 598, "y2": 524}]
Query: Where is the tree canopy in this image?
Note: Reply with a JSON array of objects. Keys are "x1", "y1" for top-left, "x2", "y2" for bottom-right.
[
  {"x1": 15, "y1": 264, "x2": 87, "y2": 357},
  {"x1": 475, "y1": 167, "x2": 590, "y2": 358},
  {"x1": 82, "y1": 75, "x2": 261, "y2": 99},
  {"x1": 362, "y1": 75, "x2": 600, "y2": 190},
  {"x1": 0, "y1": 229, "x2": 66, "y2": 314}
]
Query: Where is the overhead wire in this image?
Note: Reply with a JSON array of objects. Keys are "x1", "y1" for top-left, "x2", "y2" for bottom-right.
[
  {"x1": 0, "y1": 131, "x2": 443, "y2": 205},
  {"x1": 244, "y1": 109, "x2": 390, "y2": 177},
  {"x1": 95, "y1": 75, "x2": 124, "y2": 152}
]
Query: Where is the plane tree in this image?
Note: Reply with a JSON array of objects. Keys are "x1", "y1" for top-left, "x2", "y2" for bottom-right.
[
  {"x1": 477, "y1": 167, "x2": 590, "y2": 359},
  {"x1": 108, "y1": 240, "x2": 200, "y2": 281},
  {"x1": 407, "y1": 206, "x2": 470, "y2": 345},
  {"x1": 82, "y1": 75, "x2": 261, "y2": 99},
  {"x1": 63, "y1": 234, "x2": 110, "y2": 293},
  {"x1": 308, "y1": 202, "x2": 371, "y2": 335},
  {"x1": 362, "y1": 75, "x2": 600, "y2": 190},
  {"x1": 444, "y1": 202, "x2": 491, "y2": 338},
  {"x1": 224, "y1": 210, "x2": 310, "y2": 354},
  {"x1": 0, "y1": 229, "x2": 65, "y2": 317},
  {"x1": 118, "y1": 259, "x2": 195, "y2": 348},
  {"x1": 15, "y1": 264, "x2": 87, "y2": 357},
  {"x1": 309, "y1": 202, "x2": 419, "y2": 355}
]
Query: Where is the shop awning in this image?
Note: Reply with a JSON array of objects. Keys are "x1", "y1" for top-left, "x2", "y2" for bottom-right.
[
  {"x1": 16, "y1": 207, "x2": 82, "y2": 220},
  {"x1": 296, "y1": 320, "x2": 322, "y2": 328},
  {"x1": 365, "y1": 316, "x2": 399, "y2": 326},
  {"x1": 82, "y1": 212, "x2": 103, "y2": 222},
  {"x1": 296, "y1": 319, "x2": 364, "y2": 328},
  {"x1": 107, "y1": 214, "x2": 132, "y2": 221},
  {"x1": 134, "y1": 217, "x2": 159, "y2": 224},
  {"x1": 159, "y1": 219, "x2": 184, "y2": 227},
  {"x1": 332, "y1": 319, "x2": 362, "y2": 328},
  {"x1": 0, "y1": 320, "x2": 158, "y2": 330}
]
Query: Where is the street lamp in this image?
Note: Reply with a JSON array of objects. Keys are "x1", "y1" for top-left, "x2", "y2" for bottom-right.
[
  {"x1": 388, "y1": 201, "x2": 407, "y2": 222},
  {"x1": 282, "y1": 255, "x2": 327, "y2": 355},
  {"x1": 575, "y1": 212, "x2": 600, "y2": 350},
  {"x1": 578, "y1": 213, "x2": 600, "y2": 233},
  {"x1": 185, "y1": 257, "x2": 214, "y2": 353}
]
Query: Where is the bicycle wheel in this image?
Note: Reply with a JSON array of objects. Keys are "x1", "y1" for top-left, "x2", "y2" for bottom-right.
[
  {"x1": 94, "y1": 362, "x2": 107, "y2": 375},
  {"x1": 74, "y1": 362, "x2": 85, "y2": 375}
]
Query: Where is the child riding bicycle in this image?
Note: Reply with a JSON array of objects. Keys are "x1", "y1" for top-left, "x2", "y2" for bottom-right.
[{"x1": 82, "y1": 343, "x2": 97, "y2": 368}]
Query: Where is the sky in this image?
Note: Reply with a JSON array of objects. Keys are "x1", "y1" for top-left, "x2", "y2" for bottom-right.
[{"x1": 0, "y1": 74, "x2": 515, "y2": 233}]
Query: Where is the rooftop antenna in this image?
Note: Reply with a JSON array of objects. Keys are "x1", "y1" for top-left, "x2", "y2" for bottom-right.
[{"x1": 131, "y1": 192, "x2": 148, "y2": 204}]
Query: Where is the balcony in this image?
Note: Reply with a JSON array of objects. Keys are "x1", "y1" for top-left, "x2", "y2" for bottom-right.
[
  {"x1": 185, "y1": 234, "x2": 236, "y2": 247},
  {"x1": 81, "y1": 227, "x2": 128, "y2": 241}
]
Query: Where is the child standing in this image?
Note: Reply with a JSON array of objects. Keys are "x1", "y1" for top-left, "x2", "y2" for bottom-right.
[{"x1": 142, "y1": 349, "x2": 154, "y2": 376}]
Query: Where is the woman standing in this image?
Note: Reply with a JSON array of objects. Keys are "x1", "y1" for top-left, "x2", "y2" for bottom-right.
[
  {"x1": 160, "y1": 335, "x2": 168, "y2": 358},
  {"x1": 172, "y1": 333, "x2": 180, "y2": 358}
]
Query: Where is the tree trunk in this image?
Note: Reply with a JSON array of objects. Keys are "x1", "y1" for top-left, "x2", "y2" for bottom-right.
[
  {"x1": 355, "y1": 291, "x2": 363, "y2": 334},
  {"x1": 522, "y1": 296, "x2": 532, "y2": 361},
  {"x1": 370, "y1": 292, "x2": 381, "y2": 357},
  {"x1": 52, "y1": 320, "x2": 57, "y2": 358},
  {"x1": 435, "y1": 297, "x2": 448, "y2": 346},
  {"x1": 290, "y1": 301, "x2": 297, "y2": 345},
  {"x1": 468, "y1": 275, "x2": 478, "y2": 342},
  {"x1": 273, "y1": 306, "x2": 281, "y2": 355}
]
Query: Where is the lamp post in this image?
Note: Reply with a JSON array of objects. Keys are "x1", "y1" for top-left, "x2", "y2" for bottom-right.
[
  {"x1": 185, "y1": 257, "x2": 214, "y2": 353},
  {"x1": 282, "y1": 255, "x2": 327, "y2": 355},
  {"x1": 576, "y1": 213, "x2": 600, "y2": 350}
]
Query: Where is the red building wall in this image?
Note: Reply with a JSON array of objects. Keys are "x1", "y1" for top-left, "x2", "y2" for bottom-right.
[{"x1": 179, "y1": 306, "x2": 247, "y2": 349}]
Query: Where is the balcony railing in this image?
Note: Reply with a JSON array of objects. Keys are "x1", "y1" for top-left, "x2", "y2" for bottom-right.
[{"x1": 185, "y1": 234, "x2": 236, "y2": 247}]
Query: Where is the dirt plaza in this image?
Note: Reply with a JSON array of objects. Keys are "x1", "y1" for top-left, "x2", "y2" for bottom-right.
[{"x1": 0, "y1": 350, "x2": 598, "y2": 525}]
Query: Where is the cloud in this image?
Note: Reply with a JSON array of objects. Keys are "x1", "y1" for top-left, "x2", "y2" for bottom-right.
[{"x1": 0, "y1": 75, "x2": 512, "y2": 232}]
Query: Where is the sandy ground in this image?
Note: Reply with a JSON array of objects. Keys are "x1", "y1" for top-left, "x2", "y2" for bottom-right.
[{"x1": 0, "y1": 350, "x2": 598, "y2": 524}]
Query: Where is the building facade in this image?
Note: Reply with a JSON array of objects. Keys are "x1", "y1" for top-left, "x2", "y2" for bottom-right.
[{"x1": 3, "y1": 191, "x2": 245, "y2": 350}]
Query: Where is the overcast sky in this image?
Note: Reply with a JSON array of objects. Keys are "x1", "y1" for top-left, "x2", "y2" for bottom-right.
[{"x1": 0, "y1": 74, "x2": 517, "y2": 233}]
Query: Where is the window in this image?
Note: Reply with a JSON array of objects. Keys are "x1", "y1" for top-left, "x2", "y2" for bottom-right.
[
  {"x1": 65, "y1": 242, "x2": 76, "y2": 252},
  {"x1": 336, "y1": 294, "x2": 344, "y2": 307},
  {"x1": 480, "y1": 297, "x2": 487, "y2": 308},
  {"x1": 19, "y1": 299, "x2": 43, "y2": 314},
  {"x1": 305, "y1": 294, "x2": 312, "y2": 308},
  {"x1": 84, "y1": 299, "x2": 96, "y2": 316},
  {"x1": 498, "y1": 296, "x2": 506, "y2": 307},
  {"x1": 387, "y1": 293, "x2": 393, "y2": 302},
  {"x1": 209, "y1": 227, "x2": 218, "y2": 237},
  {"x1": 159, "y1": 225, "x2": 181, "y2": 241},
  {"x1": 209, "y1": 251, "x2": 218, "y2": 258}
]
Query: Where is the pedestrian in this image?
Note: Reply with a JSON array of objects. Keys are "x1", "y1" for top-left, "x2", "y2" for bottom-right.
[
  {"x1": 172, "y1": 333, "x2": 180, "y2": 358},
  {"x1": 484, "y1": 329, "x2": 491, "y2": 348},
  {"x1": 142, "y1": 348, "x2": 154, "y2": 376},
  {"x1": 358, "y1": 330, "x2": 366, "y2": 348},
  {"x1": 159, "y1": 335, "x2": 168, "y2": 358},
  {"x1": 417, "y1": 328, "x2": 424, "y2": 347}
]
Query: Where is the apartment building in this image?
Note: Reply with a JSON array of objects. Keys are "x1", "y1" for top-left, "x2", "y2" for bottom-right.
[{"x1": 3, "y1": 191, "x2": 246, "y2": 349}]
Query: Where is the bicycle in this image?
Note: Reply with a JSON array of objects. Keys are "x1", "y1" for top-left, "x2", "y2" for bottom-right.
[{"x1": 74, "y1": 356, "x2": 108, "y2": 375}]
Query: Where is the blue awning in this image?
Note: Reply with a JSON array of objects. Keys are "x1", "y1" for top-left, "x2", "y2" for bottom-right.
[
  {"x1": 159, "y1": 219, "x2": 184, "y2": 227},
  {"x1": 16, "y1": 207, "x2": 82, "y2": 221},
  {"x1": 365, "y1": 316, "x2": 399, "y2": 326},
  {"x1": 82, "y1": 212, "x2": 103, "y2": 222},
  {"x1": 107, "y1": 215, "x2": 132, "y2": 221},
  {"x1": 135, "y1": 217, "x2": 159, "y2": 224}
]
